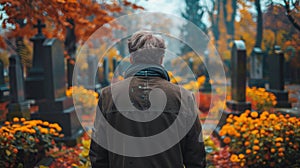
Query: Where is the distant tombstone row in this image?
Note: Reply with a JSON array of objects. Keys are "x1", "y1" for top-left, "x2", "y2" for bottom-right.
[{"x1": 6, "y1": 20, "x2": 82, "y2": 143}]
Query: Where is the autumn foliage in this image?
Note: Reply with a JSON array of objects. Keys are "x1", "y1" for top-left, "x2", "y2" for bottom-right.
[{"x1": 0, "y1": 0, "x2": 143, "y2": 48}]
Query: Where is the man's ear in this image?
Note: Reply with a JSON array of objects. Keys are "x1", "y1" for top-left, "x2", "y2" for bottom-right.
[{"x1": 130, "y1": 56, "x2": 134, "y2": 64}]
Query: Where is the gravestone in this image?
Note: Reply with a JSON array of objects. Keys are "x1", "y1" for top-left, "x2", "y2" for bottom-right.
[
  {"x1": 87, "y1": 55, "x2": 101, "y2": 92},
  {"x1": 67, "y1": 58, "x2": 75, "y2": 88},
  {"x1": 226, "y1": 40, "x2": 251, "y2": 112},
  {"x1": 0, "y1": 60, "x2": 9, "y2": 102},
  {"x1": 267, "y1": 46, "x2": 291, "y2": 108},
  {"x1": 101, "y1": 57, "x2": 110, "y2": 88},
  {"x1": 200, "y1": 50, "x2": 212, "y2": 93},
  {"x1": 25, "y1": 20, "x2": 46, "y2": 99},
  {"x1": 31, "y1": 38, "x2": 82, "y2": 142},
  {"x1": 249, "y1": 47, "x2": 265, "y2": 88},
  {"x1": 7, "y1": 55, "x2": 30, "y2": 120},
  {"x1": 112, "y1": 57, "x2": 117, "y2": 72},
  {"x1": 215, "y1": 41, "x2": 251, "y2": 145}
]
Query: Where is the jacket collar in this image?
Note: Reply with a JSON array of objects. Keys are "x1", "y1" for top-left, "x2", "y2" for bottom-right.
[{"x1": 124, "y1": 63, "x2": 170, "y2": 81}]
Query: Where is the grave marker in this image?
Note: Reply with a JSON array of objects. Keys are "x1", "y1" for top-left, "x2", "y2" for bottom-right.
[
  {"x1": 101, "y1": 57, "x2": 110, "y2": 87},
  {"x1": 249, "y1": 47, "x2": 265, "y2": 88},
  {"x1": 226, "y1": 40, "x2": 251, "y2": 112},
  {"x1": 0, "y1": 60, "x2": 9, "y2": 102},
  {"x1": 7, "y1": 55, "x2": 30, "y2": 120},
  {"x1": 268, "y1": 46, "x2": 291, "y2": 108}
]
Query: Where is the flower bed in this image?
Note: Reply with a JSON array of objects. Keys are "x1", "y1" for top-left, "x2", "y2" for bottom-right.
[
  {"x1": 218, "y1": 110, "x2": 300, "y2": 167},
  {"x1": 0, "y1": 117, "x2": 63, "y2": 167}
]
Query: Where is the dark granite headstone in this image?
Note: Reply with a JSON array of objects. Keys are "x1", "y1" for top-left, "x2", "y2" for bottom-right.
[
  {"x1": 7, "y1": 55, "x2": 30, "y2": 120},
  {"x1": 25, "y1": 20, "x2": 46, "y2": 99},
  {"x1": 30, "y1": 38, "x2": 82, "y2": 140},
  {"x1": 267, "y1": 46, "x2": 291, "y2": 108},
  {"x1": 226, "y1": 40, "x2": 251, "y2": 112},
  {"x1": 199, "y1": 50, "x2": 212, "y2": 93},
  {"x1": 101, "y1": 57, "x2": 110, "y2": 87},
  {"x1": 0, "y1": 60, "x2": 9, "y2": 102},
  {"x1": 87, "y1": 55, "x2": 101, "y2": 92},
  {"x1": 249, "y1": 47, "x2": 265, "y2": 88},
  {"x1": 216, "y1": 41, "x2": 251, "y2": 141},
  {"x1": 112, "y1": 57, "x2": 117, "y2": 72}
]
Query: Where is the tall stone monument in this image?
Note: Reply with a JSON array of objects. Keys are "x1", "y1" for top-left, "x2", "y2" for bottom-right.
[
  {"x1": 7, "y1": 55, "x2": 31, "y2": 120},
  {"x1": 26, "y1": 20, "x2": 82, "y2": 143},
  {"x1": 226, "y1": 40, "x2": 251, "y2": 112},
  {"x1": 268, "y1": 46, "x2": 291, "y2": 108},
  {"x1": 249, "y1": 47, "x2": 265, "y2": 88}
]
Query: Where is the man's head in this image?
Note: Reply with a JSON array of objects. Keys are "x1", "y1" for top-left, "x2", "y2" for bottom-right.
[{"x1": 128, "y1": 31, "x2": 166, "y2": 65}]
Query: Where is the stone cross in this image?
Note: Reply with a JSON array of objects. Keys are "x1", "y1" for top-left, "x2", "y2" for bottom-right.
[{"x1": 33, "y1": 20, "x2": 46, "y2": 37}]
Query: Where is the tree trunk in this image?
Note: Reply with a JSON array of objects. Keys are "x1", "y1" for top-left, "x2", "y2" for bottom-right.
[
  {"x1": 254, "y1": 0, "x2": 263, "y2": 48},
  {"x1": 64, "y1": 19, "x2": 77, "y2": 58}
]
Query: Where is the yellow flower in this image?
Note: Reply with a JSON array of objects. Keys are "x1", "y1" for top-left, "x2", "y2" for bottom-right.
[
  {"x1": 251, "y1": 111, "x2": 258, "y2": 118},
  {"x1": 238, "y1": 154, "x2": 245, "y2": 159},
  {"x1": 43, "y1": 121, "x2": 49, "y2": 126},
  {"x1": 20, "y1": 118, "x2": 26, "y2": 122},
  {"x1": 13, "y1": 117, "x2": 19, "y2": 122},
  {"x1": 230, "y1": 154, "x2": 240, "y2": 162},
  {"x1": 223, "y1": 137, "x2": 231, "y2": 144},
  {"x1": 253, "y1": 145, "x2": 260, "y2": 151}
]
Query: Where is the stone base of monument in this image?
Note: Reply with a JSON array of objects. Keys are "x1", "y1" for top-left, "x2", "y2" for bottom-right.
[
  {"x1": 249, "y1": 78, "x2": 265, "y2": 88},
  {"x1": 7, "y1": 102, "x2": 31, "y2": 120},
  {"x1": 31, "y1": 97, "x2": 83, "y2": 146},
  {"x1": 0, "y1": 86, "x2": 9, "y2": 102},
  {"x1": 226, "y1": 100, "x2": 251, "y2": 112},
  {"x1": 31, "y1": 108, "x2": 83, "y2": 146},
  {"x1": 267, "y1": 89, "x2": 291, "y2": 108}
]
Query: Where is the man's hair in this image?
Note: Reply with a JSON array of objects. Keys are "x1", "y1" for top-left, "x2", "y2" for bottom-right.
[{"x1": 128, "y1": 31, "x2": 166, "y2": 64}]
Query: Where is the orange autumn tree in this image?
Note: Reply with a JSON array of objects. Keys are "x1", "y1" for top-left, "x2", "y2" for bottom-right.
[{"x1": 0, "y1": 0, "x2": 143, "y2": 55}]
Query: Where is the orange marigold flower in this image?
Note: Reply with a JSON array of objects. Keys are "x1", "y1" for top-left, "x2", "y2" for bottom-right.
[
  {"x1": 251, "y1": 111, "x2": 258, "y2": 118},
  {"x1": 244, "y1": 141, "x2": 250, "y2": 146},
  {"x1": 271, "y1": 148, "x2": 276, "y2": 153},
  {"x1": 276, "y1": 143, "x2": 281, "y2": 147},
  {"x1": 13, "y1": 148, "x2": 18, "y2": 154},
  {"x1": 43, "y1": 121, "x2": 49, "y2": 126},
  {"x1": 278, "y1": 148, "x2": 285, "y2": 152},
  {"x1": 13, "y1": 117, "x2": 19, "y2": 122},
  {"x1": 239, "y1": 154, "x2": 245, "y2": 159},
  {"x1": 230, "y1": 154, "x2": 239, "y2": 162},
  {"x1": 20, "y1": 118, "x2": 26, "y2": 122},
  {"x1": 254, "y1": 139, "x2": 259, "y2": 144},
  {"x1": 278, "y1": 152, "x2": 284, "y2": 157},
  {"x1": 4, "y1": 121, "x2": 10, "y2": 125},
  {"x1": 246, "y1": 149, "x2": 251, "y2": 154},
  {"x1": 223, "y1": 137, "x2": 231, "y2": 144},
  {"x1": 275, "y1": 137, "x2": 283, "y2": 142},
  {"x1": 253, "y1": 145, "x2": 260, "y2": 151}
]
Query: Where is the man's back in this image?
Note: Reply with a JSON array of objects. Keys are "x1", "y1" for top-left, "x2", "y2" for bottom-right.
[{"x1": 89, "y1": 76, "x2": 206, "y2": 168}]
